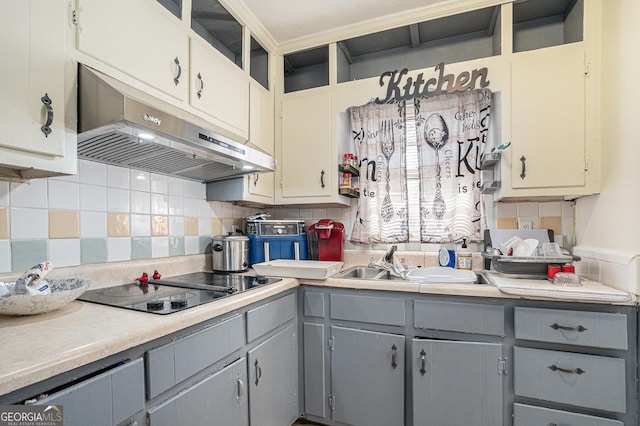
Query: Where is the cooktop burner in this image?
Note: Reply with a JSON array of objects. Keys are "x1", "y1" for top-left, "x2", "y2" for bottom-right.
[{"x1": 78, "y1": 272, "x2": 281, "y2": 314}]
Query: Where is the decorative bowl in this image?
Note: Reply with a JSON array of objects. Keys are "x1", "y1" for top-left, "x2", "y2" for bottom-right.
[{"x1": 0, "y1": 278, "x2": 91, "y2": 316}]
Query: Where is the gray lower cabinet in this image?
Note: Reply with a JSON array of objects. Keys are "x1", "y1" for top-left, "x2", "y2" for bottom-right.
[
  {"x1": 37, "y1": 358, "x2": 144, "y2": 426},
  {"x1": 412, "y1": 339, "x2": 504, "y2": 426},
  {"x1": 330, "y1": 325, "x2": 405, "y2": 426},
  {"x1": 147, "y1": 357, "x2": 248, "y2": 426},
  {"x1": 248, "y1": 323, "x2": 298, "y2": 426}
]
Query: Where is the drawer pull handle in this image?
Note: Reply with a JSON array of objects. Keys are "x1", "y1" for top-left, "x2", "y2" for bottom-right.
[
  {"x1": 391, "y1": 344, "x2": 398, "y2": 369},
  {"x1": 237, "y1": 377, "x2": 244, "y2": 399},
  {"x1": 549, "y1": 322, "x2": 588, "y2": 332},
  {"x1": 173, "y1": 57, "x2": 182, "y2": 86},
  {"x1": 548, "y1": 364, "x2": 585, "y2": 375},
  {"x1": 419, "y1": 349, "x2": 426, "y2": 376},
  {"x1": 41, "y1": 93, "x2": 53, "y2": 137},
  {"x1": 549, "y1": 423, "x2": 558, "y2": 426}
]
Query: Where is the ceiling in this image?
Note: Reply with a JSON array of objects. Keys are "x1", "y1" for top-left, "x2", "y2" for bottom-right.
[{"x1": 237, "y1": 0, "x2": 450, "y2": 46}]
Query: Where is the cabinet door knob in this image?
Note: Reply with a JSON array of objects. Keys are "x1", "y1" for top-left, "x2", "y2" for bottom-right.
[
  {"x1": 40, "y1": 93, "x2": 53, "y2": 137},
  {"x1": 419, "y1": 349, "x2": 426, "y2": 376},
  {"x1": 391, "y1": 344, "x2": 398, "y2": 369},
  {"x1": 173, "y1": 57, "x2": 182, "y2": 86},
  {"x1": 519, "y1": 155, "x2": 526, "y2": 179}
]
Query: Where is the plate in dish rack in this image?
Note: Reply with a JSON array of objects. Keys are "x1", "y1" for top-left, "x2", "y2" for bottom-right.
[{"x1": 252, "y1": 260, "x2": 344, "y2": 280}]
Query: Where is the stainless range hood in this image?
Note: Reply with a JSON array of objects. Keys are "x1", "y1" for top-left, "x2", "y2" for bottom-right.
[{"x1": 77, "y1": 65, "x2": 276, "y2": 182}]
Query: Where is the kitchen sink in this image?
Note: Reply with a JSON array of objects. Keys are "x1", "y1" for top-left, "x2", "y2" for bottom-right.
[{"x1": 335, "y1": 265, "x2": 488, "y2": 284}]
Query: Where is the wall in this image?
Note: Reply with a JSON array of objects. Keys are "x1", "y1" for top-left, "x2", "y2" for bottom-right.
[
  {"x1": 573, "y1": 0, "x2": 640, "y2": 294},
  {"x1": 0, "y1": 160, "x2": 258, "y2": 274}
]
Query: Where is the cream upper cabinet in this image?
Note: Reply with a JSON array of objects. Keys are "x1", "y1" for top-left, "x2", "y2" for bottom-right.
[
  {"x1": 189, "y1": 37, "x2": 249, "y2": 140},
  {"x1": 0, "y1": 0, "x2": 66, "y2": 158},
  {"x1": 249, "y1": 81, "x2": 274, "y2": 155},
  {"x1": 75, "y1": 0, "x2": 188, "y2": 101},
  {"x1": 502, "y1": 45, "x2": 589, "y2": 198},
  {"x1": 278, "y1": 90, "x2": 348, "y2": 205}
]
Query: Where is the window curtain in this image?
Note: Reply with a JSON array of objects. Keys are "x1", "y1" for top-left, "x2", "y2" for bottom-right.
[
  {"x1": 349, "y1": 101, "x2": 408, "y2": 243},
  {"x1": 349, "y1": 89, "x2": 491, "y2": 244}
]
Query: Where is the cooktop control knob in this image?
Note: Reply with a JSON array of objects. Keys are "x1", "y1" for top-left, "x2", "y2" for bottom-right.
[
  {"x1": 147, "y1": 301, "x2": 164, "y2": 311},
  {"x1": 171, "y1": 299, "x2": 187, "y2": 308},
  {"x1": 256, "y1": 275, "x2": 269, "y2": 285}
]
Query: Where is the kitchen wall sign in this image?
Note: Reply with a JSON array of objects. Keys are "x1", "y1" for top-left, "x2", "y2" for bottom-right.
[{"x1": 375, "y1": 62, "x2": 490, "y2": 104}]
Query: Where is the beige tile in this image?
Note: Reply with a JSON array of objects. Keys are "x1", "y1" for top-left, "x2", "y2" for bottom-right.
[
  {"x1": 185, "y1": 217, "x2": 198, "y2": 236},
  {"x1": 0, "y1": 208, "x2": 8, "y2": 239},
  {"x1": 151, "y1": 215, "x2": 168, "y2": 236},
  {"x1": 211, "y1": 218, "x2": 222, "y2": 235},
  {"x1": 49, "y1": 211, "x2": 79, "y2": 239},
  {"x1": 107, "y1": 213, "x2": 130, "y2": 237},
  {"x1": 497, "y1": 217, "x2": 518, "y2": 229},
  {"x1": 540, "y1": 216, "x2": 562, "y2": 236}
]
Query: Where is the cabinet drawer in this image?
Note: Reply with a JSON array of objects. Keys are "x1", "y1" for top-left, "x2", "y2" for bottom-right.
[
  {"x1": 246, "y1": 293, "x2": 296, "y2": 342},
  {"x1": 414, "y1": 300, "x2": 504, "y2": 336},
  {"x1": 38, "y1": 358, "x2": 144, "y2": 426},
  {"x1": 515, "y1": 307, "x2": 628, "y2": 350},
  {"x1": 514, "y1": 347, "x2": 626, "y2": 413},
  {"x1": 514, "y1": 403, "x2": 623, "y2": 426},
  {"x1": 330, "y1": 294, "x2": 405, "y2": 326},
  {"x1": 146, "y1": 315, "x2": 244, "y2": 398}
]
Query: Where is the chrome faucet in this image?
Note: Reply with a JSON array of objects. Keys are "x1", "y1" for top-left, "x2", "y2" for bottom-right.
[{"x1": 384, "y1": 245, "x2": 398, "y2": 263}]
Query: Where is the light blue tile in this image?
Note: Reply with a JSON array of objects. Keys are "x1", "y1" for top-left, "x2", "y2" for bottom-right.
[
  {"x1": 81, "y1": 238, "x2": 107, "y2": 264},
  {"x1": 11, "y1": 240, "x2": 47, "y2": 272},
  {"x1": 169, "y1": 236, "x2": 185, "y2": 256},
  {"x1": 131, "y1": 237, "x2": 152, "y2": 260},
  {"x1": 198, "y1": 236, "x2": 212, "y2": 254}
]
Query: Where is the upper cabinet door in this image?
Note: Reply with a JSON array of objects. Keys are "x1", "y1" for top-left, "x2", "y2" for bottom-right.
[
  {"x1": 280, "y1": 91, "x2": 333, "y2": 199},
  {"x1": 0, "y1": 0, "x2": 66, "y2": 157},
  {"x1": 76, "y1": 0, "x2": 188, "y2": 101},
  {"x1": 510, "y1": 45, "x2": 586, "y2": 190},
  {"x1": 189, "y1": 37, "x2": 249, "y2": 139}
]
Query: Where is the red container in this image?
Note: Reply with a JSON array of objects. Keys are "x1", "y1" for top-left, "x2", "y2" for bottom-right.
[
  {"x1": 547, "y1": 264, "x2": 561, "y2": 280},
  {"x1": 562, "y1": 264, "x2": 575, "y2": 273}
]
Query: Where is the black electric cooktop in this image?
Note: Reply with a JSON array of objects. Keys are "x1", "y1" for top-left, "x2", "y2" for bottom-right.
[{"x1": 78, "y1": 272, "x2": 281, "y2": 314}]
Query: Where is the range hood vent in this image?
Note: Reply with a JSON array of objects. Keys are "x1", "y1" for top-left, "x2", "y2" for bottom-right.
[{"x1": 77, "y1": 65, "x2": 275, "y2": 182}]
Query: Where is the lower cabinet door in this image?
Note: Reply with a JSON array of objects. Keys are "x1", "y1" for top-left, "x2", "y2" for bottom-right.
[
  {"x1": 513, "y1": 403, "x2": 623, "y2": 426},
  {"x1": 412, "y1": 339, "x2": 504, "y2": 426},
  {"x1": 147, "y1": 358, "x2": 248, "y2": 426},
  {"x1": 247, "y1": 323, "x2": 299, "y2": 426},
  {"x1": 330, "y1": 326, "x2": 405, "y2": 426},
  {"x1": 37, "y1": 358, "x2": 144, "y2": 426}
]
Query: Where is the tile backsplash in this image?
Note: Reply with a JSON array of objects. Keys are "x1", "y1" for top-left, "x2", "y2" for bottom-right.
[
  {"x1": 0, "y1": 160, "x2": 577, "y2": 274},
  {"x1": 0, "y1": 160, "x2": 259, "y2": 273}
]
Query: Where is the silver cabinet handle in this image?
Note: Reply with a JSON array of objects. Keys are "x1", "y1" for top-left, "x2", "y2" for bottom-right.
[
  {"x1": 519, "y1": 155, "x2": 526, "y2": 179},
  {"x1": 548, "y1": 364, "x2": 585, "y2": 375},
  {"x1": 549, "y1": 322, "x2": 588, "y2": 332},
  {"x1": 173, "y1": 57, "x2": 182, "y2": 86},
  {"x1": 320, "y1": 169, "x2": 325, "y2": 189},
  {"x1": 196, "y1": 72, "x2": 204, "y2": 99},
  {"x1": 419, "y1": 349, "x2": 426, "y2": 376},
  {"x1": 549, "y1": 423, "x2": 558, "y2": 426},
  {"x1": 237, "y1": 377, "x2": 244, "y2": 399},
  {"x1": 391, "y1": 344, "x2": 398, "y2": 369},
  {"x1": 41, "y1": 93, "x2": 53, "y2": 137},
  {"x1": 254, "y1": 359, "x2": 262, "y2": 385}
]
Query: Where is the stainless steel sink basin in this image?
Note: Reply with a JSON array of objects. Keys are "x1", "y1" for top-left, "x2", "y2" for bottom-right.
[{"x1": 335, "y1": 265, "x2": 488, "y2": 284}]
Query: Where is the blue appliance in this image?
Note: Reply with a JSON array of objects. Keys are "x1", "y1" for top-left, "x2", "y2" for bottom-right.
[{"x1": 245, "y1": 220, "x2": 308, "y2": 265}]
